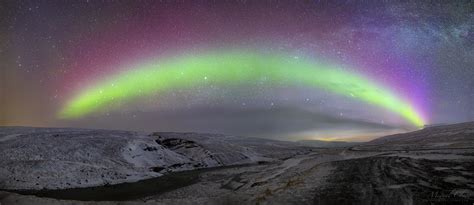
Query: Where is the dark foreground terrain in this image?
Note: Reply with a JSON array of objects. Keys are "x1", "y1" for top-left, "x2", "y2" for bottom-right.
[{"x1": 0, "y1": 122, "x2": 473, "y2": 204}]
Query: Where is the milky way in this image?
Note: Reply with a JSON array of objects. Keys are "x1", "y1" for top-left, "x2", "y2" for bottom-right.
[{"x1": 2, "y1": 1, "x2": 473, "y2": 141}]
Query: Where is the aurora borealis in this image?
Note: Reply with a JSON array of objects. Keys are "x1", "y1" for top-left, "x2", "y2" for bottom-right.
[
  {"x1": 2, "y1": 1, "x2": 473, "y2": 141},
  {"x1": 60, "y1": 51, "x2": 425, "y2": 127}
]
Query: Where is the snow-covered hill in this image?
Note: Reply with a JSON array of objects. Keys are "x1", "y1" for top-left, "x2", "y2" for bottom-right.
[
  {"x1": 0, "y1": 124, "x2": 473, "y2": 204},
  {"x1": 0, "y1": 127, "x2": 312, "y2": 190},
  {"x1": 357, "y1": 121, "x2": 474, "y2": 150}
]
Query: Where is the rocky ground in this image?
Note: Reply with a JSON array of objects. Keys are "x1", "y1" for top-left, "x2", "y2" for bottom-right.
[
  {"x1": 0, "y1": 127, "x2": 313, "y2": 190},
  {"x1": 0, "y1": 123, "x2": 473, "y2": 205}
]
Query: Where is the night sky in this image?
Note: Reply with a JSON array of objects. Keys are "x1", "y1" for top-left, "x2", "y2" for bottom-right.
[{"x1": 1, "y1": 1, "x2": 473, "y2": 141}]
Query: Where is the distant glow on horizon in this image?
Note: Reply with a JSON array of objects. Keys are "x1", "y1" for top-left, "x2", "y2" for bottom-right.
[
  {"x1": 59, "y1": 50, "x2": 426, "y2": 127},
  {"x1": 299, "y1": 128, "x2": 411, "y2": 142}
]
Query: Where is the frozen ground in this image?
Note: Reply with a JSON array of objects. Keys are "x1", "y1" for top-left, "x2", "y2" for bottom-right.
[
  {"x1": 0, "y1": 127, "x2": 313, "y2": 190},
  {"x1": 0, "y1": 122, "x2": 473, "y2": 205}
]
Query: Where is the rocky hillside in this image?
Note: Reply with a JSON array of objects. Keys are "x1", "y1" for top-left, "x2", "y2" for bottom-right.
[
  {"x1": 0, "y1": 127, "x2": 312, "y2": 190},
  {"x1": 355, "y1": 122, "x2": 474, "y2": 151}
]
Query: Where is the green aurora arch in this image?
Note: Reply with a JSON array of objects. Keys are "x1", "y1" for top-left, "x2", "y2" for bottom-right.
[{"x1": 59, "y1": 51, "x2": 425, "y2": 127}]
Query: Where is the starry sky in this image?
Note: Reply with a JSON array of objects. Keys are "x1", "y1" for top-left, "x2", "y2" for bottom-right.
[{"x1": 1, "y1": 1, "x2": 473, "y2": 141}]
